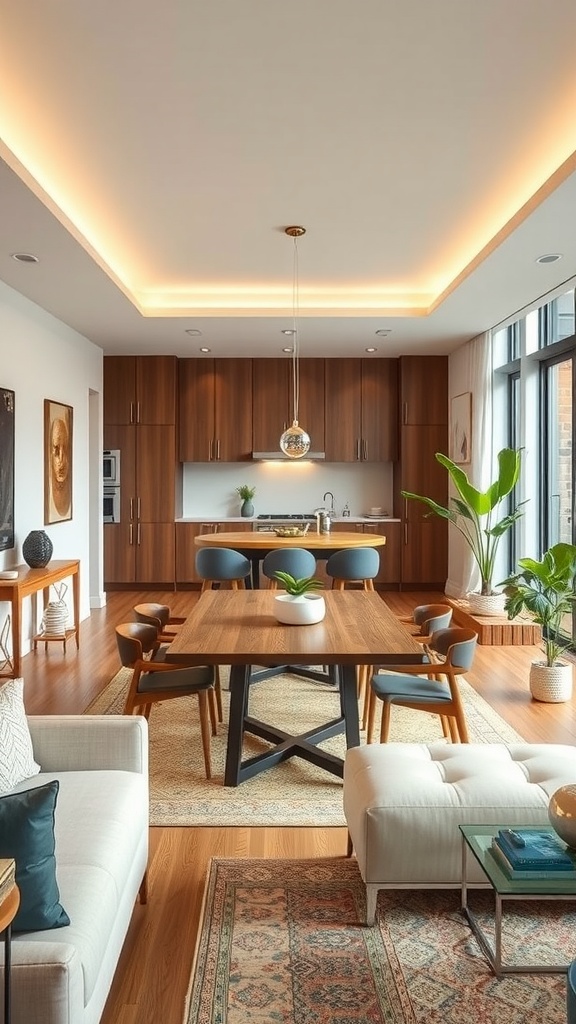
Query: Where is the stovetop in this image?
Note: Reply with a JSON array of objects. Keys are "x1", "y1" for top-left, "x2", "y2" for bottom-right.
[{"x1": 257, "y1": 513, "x2": 316, "y2": 521}]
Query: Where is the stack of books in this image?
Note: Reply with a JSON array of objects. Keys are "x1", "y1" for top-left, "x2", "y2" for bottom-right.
[
  {"x1": 0, "y1": 858, "x2": 15, "y2": 903},
  {"x1": 490, "y1": 827, "x2": 576, "y2": 880}
]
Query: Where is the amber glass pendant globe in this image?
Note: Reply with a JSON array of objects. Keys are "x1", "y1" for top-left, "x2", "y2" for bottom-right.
[{"x1": 279, "y1": 420, "x2": 311, "y2": 459}]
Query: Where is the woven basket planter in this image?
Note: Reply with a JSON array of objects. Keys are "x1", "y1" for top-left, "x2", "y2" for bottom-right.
[
  {"x1": 529, "y1": 661, "x2": 573, "y2": 703},
  {"x1": 466, "y1": 591, "x2": 506, "y2": 616}
]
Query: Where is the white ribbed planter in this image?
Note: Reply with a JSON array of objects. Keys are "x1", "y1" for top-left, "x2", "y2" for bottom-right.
[
  {"x1": 274, "y1": 593, "x2": 326, "y2": 625},
  {"x1": 529, "y1": 661, "x2": 573, "y2": 703},
  {"x1": 466, "y1": 591, "x2": 507, "y2": 616},
  {"x1": 41, "y1": 601, "x2": 68, "y2": 636}
]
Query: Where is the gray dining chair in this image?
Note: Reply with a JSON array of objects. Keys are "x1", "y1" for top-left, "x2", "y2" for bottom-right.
[
  {"x1": 262, "y1": 548, "x2": 317, "y2": 589},
  {"x1": 195, "y1": 547, "x2": 252, "y2": 592},
  {"x1": 326, "y1": 547, "x2": 380, "y2": 591}
]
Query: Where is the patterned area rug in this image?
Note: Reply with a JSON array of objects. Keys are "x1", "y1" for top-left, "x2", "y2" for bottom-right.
[
  {"x1": 185, "y1": 857, "x2": 570, "y2": 1024},
  {"x1": 85, "y1": 667, "x2": 525, "y2": 827}
]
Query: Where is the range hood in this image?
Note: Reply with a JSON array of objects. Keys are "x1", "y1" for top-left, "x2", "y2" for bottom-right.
[{"x1": 251, "y1": 450, "x2": 326, "y2": 461}]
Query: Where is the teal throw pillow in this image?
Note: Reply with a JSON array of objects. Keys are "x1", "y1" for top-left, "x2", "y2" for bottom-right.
[{"x1": 0, "y1": 779, "x2": 70, "y2": 931}]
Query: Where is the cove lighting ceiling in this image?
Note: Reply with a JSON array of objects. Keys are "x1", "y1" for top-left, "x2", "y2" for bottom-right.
[{"x1": 1, "y1": 1, "x2": 576, "y2": 358}]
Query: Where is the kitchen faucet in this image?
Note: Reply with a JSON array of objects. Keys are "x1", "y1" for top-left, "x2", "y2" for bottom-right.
[{"x1": 323, "y1": 491, "x2": 335, "y2": 513}]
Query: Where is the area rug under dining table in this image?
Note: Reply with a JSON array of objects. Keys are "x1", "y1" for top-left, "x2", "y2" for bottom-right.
[
  {"x1": 85, "y1": 667, "x2": 525, "y2": 827},
  {"x1": 185, "y1": 856, "x2": 570, "y2": 1023}
]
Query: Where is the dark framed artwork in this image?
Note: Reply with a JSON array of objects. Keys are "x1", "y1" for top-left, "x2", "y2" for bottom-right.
[
  {"x1": 44, "y1": 399, "x2": 73, "y2": 524},
  {"x1": 0, "y1": 388, "x2": 15, "y2": 550}
]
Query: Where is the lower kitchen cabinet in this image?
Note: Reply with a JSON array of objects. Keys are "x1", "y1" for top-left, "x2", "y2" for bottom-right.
[
  {"x1": 104, "y1": 522, "x2": 175, "y2": 585},
  {"x1": 401, "y1": 520, "x2": 448, "y2": 587}
]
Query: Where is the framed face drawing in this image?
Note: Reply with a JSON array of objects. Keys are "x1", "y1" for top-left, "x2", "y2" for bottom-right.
[
  {"x1": 44, "y1": 399, "x2": 73, "y2": 524},
  {"x1": 0, "y1": 388, "x2": 15, "y2": 550}
]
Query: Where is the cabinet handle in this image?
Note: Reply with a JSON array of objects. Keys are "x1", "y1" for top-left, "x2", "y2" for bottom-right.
[
  {"x1": 130, "y1": 402, "x2": 135, "y2": 425},
  {"x1": 362, "y1": 439, "x2": 367, "y2": 461},
  {"x1": 209, "y1": 439, "x2": 213, "y2": 461},
  {"x1": 404, "y1": 498, "x2": 408, "y2": 521},
  {"x1": 404, "y1": 524, "x2": 408, "y2": 545},
  {"x1": 136, "y1": 401, "x2": 140, "y2": 424},
  {"x1": 137, "y1": 524, "x2": 141, "y2": 545},
  {"x1": 216, "y1": 439, "x2": 221, "y2": 460},
  {"x1": 403, "y1": 401, "x2": 408, "y2": 425},
  {"x1": 356, "y1": 439, "x2": 361, "y2": 461},
  {"x1": 137, "y1": 497, "x2": 141, "y2": 520},
  {"x1": 130, "y1": 498, "x2": 134, "y2": 521},
  {"x1": 129, "y1": 524, "x2": 134, "y2": 545}
]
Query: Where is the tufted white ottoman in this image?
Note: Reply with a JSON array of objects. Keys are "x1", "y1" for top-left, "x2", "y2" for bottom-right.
[{"x1": 343, "y1": 742, "x2": 576, "y2": 923}]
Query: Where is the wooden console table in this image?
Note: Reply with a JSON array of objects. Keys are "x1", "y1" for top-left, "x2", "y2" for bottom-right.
[
  {"x1": 447, "y1": 598, "x2": 541, "y2": 646},
  {"x1": 0, "y1": 560, "x2": 80, "y2": 677}
]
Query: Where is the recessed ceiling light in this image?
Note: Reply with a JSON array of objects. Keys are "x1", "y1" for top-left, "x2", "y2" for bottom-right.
[
  {"x1": 11, "y1": 252, "x2": 39, "y2": 263},
  {"x1": 375, "y1": 329, "x2": 391, "y2": 336},
  {"x1": 185, "y1": 328, "x2": 203, "y2": 336},
  {"x1": 281, "y1": 329, "x2": 296, "y2": 336},
  {"x1": 199, "y1": 346, "x2": 211, "y2": 353},
  {"x1": 536, "y1": 253, "x2": 562, "y2": 264},
  {"x1": 282, "y1": 346, "x2": 293, "y2": 354},
  {"x1": 365, "y1": 347, "x2": 378, "y2": 353}
]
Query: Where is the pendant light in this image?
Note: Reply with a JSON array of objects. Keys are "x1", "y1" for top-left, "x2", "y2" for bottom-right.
[{"x1": 279, "y1": 226, "x2": 311, "y2": 459}]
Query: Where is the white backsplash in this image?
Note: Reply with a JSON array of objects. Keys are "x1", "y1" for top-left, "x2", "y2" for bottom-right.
[{"x1": 181, "y1": 462, "x2": 394, "y2": 518}]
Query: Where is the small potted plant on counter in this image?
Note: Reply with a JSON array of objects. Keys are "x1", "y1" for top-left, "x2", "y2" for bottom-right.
[
  {"x1": 500, "y1": 542, "x2": 576, "y2": 702},
  {"x1": 236, "y1": 484, "x2": 256, "y2": 517},
  {"x1": 273, "y1": 571, "x2": 325, "y2": 625}
]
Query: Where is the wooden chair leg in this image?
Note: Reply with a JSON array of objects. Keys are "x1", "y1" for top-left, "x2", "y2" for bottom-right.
[
  {"x1": 361, "y1": 667, "x2": 373, "y2": 731},
  {"x1": 214, "y1": 666, "x2": 223, "y2": 722},
  {"x1": 446, "y1": 716, "x2": 460, "y2": 742},
  {"x1": 366, "y1": 687, "x2": 378, "y2": 743},
  {"x1": 197, "y1": 689, "x2": 212, "y2": 780},
  {"x1": 364, "y1": 579, "x2": 375, "y2": 591},
  {"x1": 439, "y1": 715, "x2": 450, "y2": 738},
  {"x1": 208, "y1": 688, "x2": 218, "y2": 736},
  {"x1": 379, "y1": 700, "x2": 392, "y2": 743}
]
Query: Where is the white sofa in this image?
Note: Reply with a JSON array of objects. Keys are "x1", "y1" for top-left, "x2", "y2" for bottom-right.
[
  {"x1": 3, "y1": 715, "x2": 149, "y2": 1024},
  {"x1": 343, "y1": 742, "x2": 576, "y2": 923}
]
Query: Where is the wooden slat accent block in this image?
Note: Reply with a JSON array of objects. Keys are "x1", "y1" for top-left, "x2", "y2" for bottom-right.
[{"x1": 446, "y1": 598, "x2": 541, "y2": 646}]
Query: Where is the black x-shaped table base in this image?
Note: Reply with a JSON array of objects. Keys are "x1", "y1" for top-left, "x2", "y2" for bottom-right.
[{"x1": 224, "y1": 662, "x2": 360, "y2": 786}]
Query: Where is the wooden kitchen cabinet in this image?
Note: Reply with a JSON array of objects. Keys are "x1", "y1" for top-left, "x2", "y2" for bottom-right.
[
  {"x1": 104, "y1": 356, "x2": 177, "y2": 425},
  {"x1": 324, "y1": 359, "x2": 398, "y2": 461},
  {"x1": 175, "y1": 522, "x2": 253, "y2": 583},
  {"x1": 399, "y1": 355, "x2": 448, "y2": 425},
  {"x1": 364, "y1": 522, "x2": 401, "y2": 584},
  {"x1": 178, "y1": 358, "x2": 253, "y2": 462},
  {"x1": 252, "y1": 358, "x2": 325, "y2": 453},
  {"x1": 395, "y1": 356, "x2": 448, "y2": 586}
]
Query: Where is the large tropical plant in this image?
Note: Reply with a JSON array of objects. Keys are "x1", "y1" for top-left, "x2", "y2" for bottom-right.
[
  {"x1": 402, "y1": 447, "x2": 525, "y2": 596},
  {"x1": 500, "y1": 542, "x2": 576, "y2": 667}
]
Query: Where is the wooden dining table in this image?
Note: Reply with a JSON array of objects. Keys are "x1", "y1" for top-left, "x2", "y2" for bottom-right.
[
  {"x1": 165, "y1": 589, "x2": 422, "y2": 787},
  {"x1": 194, "y1": 529, "x2": 386, "y2": 588}
]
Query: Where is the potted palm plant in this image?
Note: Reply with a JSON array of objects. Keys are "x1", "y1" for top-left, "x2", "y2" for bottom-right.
[
  {"x1": 272, "y1": 571, "x2": 325, "y2": 625},
  {"x1": 402, "y1": 447, "x2": 525, "y2": 613},
  {"x1": 500, "y1": 542, "x2": 576, "y2": 702}
]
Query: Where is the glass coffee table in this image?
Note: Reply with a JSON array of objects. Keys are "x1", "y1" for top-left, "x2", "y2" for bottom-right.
[{"x1": 460, "y1": 823, "x2": 576, "y2": 977}]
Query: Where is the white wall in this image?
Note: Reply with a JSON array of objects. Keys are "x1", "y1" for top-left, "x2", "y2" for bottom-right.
[
  {"x1": 181, "y1": 460, "x2": 394, "y2": 518},
  {"x1": 0, "y1": 281, "x2": 103, "y2": 655}
]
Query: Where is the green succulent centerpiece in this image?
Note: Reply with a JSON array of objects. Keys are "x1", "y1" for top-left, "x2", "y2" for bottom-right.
[
  {"x1": 273, "y1": 571, "x2": 324, "y2": 596},
  {"x1": 272, "y1": 572, "x2": 326, "y2": 624}
]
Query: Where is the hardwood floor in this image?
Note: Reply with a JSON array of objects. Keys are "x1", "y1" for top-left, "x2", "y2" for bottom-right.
[{"x1": 19, "y1": 588, "x2": 576, "y2": 1024}]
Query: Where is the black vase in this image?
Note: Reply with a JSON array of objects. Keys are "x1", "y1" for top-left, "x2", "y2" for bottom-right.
[{"x1": 22, "y1": 530, "x2": 53, "y2": 568}]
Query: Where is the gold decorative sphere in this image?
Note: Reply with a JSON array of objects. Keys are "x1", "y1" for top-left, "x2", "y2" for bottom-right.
[{"x1": 548, "y1": 785, "x2": 576, "y2": 848}]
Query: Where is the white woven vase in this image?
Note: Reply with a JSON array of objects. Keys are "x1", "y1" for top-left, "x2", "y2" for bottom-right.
[
  {"x1": 41, "y1": 582, "x2": 69, "y2": 636},
  {"x1": 529, "y1": 661, "x2": 573, "y2": 703}
]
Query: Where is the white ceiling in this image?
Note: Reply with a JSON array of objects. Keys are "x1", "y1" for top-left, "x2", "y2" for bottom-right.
[{"x1": 1, "y1": 0, "x2": 576, "y2": 359}]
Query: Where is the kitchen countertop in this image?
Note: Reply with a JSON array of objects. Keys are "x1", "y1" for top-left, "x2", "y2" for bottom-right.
[{"x1": 176, "y1": 515, "x2": 401, "y2": 523}]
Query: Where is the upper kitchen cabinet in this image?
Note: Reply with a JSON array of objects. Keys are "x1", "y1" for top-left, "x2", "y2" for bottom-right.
[
  {"x1": 103, "y1": 356, "x2": 177, "y2": 425},
  {"x1": 324, "y1": 359, "x2": 398, "y2": 462},
  {"x1": 178, "y1": 358, "x2": 253, "y2": 462},
  {"x1": 399, "y1": 355, "x2": 448, "y2": 425},
  {"x1": 252, "y1": 358, "x2": 325, "y2": 453}
]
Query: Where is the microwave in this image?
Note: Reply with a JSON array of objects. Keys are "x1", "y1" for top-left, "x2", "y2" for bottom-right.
[{"x1": 103, "y1": 449, "x2": 121, "y2": 486}]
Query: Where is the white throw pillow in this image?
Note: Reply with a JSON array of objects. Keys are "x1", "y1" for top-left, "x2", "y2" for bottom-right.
[{"x1": 0, "y1": 677, "x2": 40, "y2": 793}]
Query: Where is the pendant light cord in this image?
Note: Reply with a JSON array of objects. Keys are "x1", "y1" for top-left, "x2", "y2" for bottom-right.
[{"x1": 291, "y1": 234, "x2": 300, "y2": 424}]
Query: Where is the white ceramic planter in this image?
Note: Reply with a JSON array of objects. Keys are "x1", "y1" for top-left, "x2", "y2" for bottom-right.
[
  {"x1": 529, "y1": 660, "x2": 573, "y2": 703},
  {"x1": 273, "y1": 593, "x2": 326, "y2": 625},
  {"x1": 466, "y1": 591, "x2": 506, "y2": 616}
]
